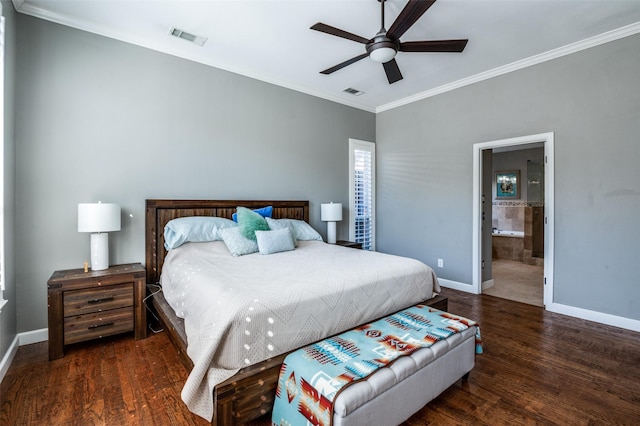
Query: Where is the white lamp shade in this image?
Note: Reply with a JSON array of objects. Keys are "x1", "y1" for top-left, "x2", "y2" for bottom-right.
[
  {"x1": 321, "y1": 203, "x2": 343, "y2": 222},
  {"x1": 78, "y1": 203, "x2": 121, "y2": 233}
]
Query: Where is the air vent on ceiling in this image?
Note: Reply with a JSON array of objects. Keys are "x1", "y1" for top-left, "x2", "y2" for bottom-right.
[
  {"x1": 169, "y1": 27, "x2": 207, "y2": 46},
  {"x1": 343, "y1": 87, "x2": 365, "y2": 96}
]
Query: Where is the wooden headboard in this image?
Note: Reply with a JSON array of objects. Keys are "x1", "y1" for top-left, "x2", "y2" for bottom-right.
[{"x1": 145, "y1": 199, "x2": 310, "y2": 284}]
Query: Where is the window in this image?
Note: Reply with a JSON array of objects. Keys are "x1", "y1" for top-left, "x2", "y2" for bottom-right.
[
  {"x1": 0, "y1": 13, "x2": 6, "y2": 310},
  {"x1": 349, "y1": 139, "x2": 375, "y2": 251}
]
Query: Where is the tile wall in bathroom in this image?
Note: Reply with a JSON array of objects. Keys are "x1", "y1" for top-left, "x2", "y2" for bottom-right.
[
  {"x1": 492, "y1": 201, "x2": 545, "y2": 263},
  {"x1": 492, "y1": 201, "x2": 527, "y2": 232}
]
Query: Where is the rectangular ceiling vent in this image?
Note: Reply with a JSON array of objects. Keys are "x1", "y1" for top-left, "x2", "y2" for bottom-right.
[
  {"x1": 169, "y1": 27, "x2": 207, "y2": 46},
  {"x1": 343, "y1": 87, "x2": 365, "y2": 96}
]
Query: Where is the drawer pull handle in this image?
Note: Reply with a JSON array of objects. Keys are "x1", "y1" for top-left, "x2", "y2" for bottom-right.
[
  {"x1": 87, "y1": 296, "x2": 114, "y2": 304},
  {"x1": 88, "y1": 322, "x2": 114, "y2": 330}
]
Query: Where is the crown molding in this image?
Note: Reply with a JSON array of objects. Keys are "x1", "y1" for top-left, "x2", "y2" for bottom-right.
[
  {"x1": 376, "y1": 21, "x2": 640, "y2": 113},
  {"x1": 11, "y1": 0, "x2": 25, "y2": 12}
]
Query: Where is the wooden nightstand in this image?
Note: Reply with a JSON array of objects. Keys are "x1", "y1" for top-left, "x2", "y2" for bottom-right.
[
  {"x1": 335, "y1": 240, "x2": 363, "y2": 249},
  {"x1": 47, "y1": 263, "x2": 147, "y2": 360}
]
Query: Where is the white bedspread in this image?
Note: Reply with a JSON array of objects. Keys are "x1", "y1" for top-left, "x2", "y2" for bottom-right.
[{"x1": 160, "y1": 240, "x2": 441, "y2": 420}]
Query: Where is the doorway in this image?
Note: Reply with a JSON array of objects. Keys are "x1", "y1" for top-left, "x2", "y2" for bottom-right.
[
  {"x1": 472, "y1": 133, "x2": 554, "y2": 308},
  {"x1": 485, "y1": 146, "x2": 544, "y2": 306}
]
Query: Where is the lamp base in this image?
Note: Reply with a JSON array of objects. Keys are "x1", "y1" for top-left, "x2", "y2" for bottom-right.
[
  {"x1": 326, "y1": 221, "x2": 337, "y2": 244},
  {"x1": 90, "y1": 233, "x2": 109, "y2": 271}
]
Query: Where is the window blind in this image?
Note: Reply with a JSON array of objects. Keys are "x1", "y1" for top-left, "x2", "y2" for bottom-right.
[{"x1": 349, "y1": 140, "x2": 375, "y2": 251}]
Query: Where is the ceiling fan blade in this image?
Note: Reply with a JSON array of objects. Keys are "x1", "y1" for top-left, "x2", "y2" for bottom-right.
[
  {"x1": 310, "y1": 23, "x2": 370, "y2": 44},
  {"x1": 387, "y1": 0, "x2": 436, "y2": 40},
  {"x1": 320, "y1": 53, "x2": 369, "y2": 75},
  {"x1": 399, "y1": 39, "x2": 468, "y2": 53},
  {"x1": 383, "y1": 59, "x2": 403, "y2": 84}
]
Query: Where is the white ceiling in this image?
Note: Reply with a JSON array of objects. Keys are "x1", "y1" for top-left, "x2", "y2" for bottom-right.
[{"x1": 12, "y1": 0, "x2": 640, "y2": 112}]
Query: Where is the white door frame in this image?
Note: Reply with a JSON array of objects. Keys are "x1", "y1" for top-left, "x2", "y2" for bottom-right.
[{"x1": 472, "y1": 132, "x2": 554, "y2": 307}]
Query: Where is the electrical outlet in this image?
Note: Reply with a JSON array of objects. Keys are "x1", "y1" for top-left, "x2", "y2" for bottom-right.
[{"x1": 437, "y1": 258, "x2": 444, "y2": 268}]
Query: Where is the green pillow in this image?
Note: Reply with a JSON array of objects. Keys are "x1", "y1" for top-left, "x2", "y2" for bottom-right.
[{"x1": 236, "y1": 206, "x2": 270, "y2": 240}]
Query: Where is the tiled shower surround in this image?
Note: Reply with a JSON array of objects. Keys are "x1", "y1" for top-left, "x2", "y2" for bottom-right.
[
  {"x1": 492, "y1": 201, "x2": 544, "y2": 265},
  {"x1": 492, "y1": 201, "x2": 527, "y2": 233}
]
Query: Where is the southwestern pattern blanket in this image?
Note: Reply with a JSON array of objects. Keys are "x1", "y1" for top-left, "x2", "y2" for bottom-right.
[{"x1": 271, "y1": 305, "x2": 482, "y2": 426}]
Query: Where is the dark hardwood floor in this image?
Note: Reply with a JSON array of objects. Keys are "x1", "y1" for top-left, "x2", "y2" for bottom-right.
[{"x1": 2, "y1": 289, "x2": 639, "y2": 425}]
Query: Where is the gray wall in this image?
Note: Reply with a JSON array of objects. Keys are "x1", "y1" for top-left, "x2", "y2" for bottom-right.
[
  {"x1": 14, "y1": 15, "x2": 375, "y2": 333},
  {"x1": 377, "y1": 33, "x2": 640, "y2": 320},
  {"x1": 1, "y1": 0, "x2": 17, "y2": 361}
]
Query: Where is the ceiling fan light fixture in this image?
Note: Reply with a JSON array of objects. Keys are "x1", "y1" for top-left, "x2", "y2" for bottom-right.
[
  {"x1": 366, "y1": 32, "x2": 398, "y2": 63},
  {"x1": 369, "y1": 46, "x2": 396, "y2": 63}
]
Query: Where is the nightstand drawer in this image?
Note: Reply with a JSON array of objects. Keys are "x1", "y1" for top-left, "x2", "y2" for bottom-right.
[
  {"x1": 64, "y1": 307, "x2": 134, "y2": 345},
  {"x1": 63, "y1": 283, "x2": 133, "y2": 317},
  {"x1": 49, "y1": 274, "x2": 139, "y2": 292}
]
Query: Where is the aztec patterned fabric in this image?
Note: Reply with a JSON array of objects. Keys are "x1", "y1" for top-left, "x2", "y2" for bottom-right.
[
  {"x1": 271, "y1": 306, "x2": 482, "y2": 426},
  {"x1": 160, "y1": 240, "x2": 441, "y2": 421}
]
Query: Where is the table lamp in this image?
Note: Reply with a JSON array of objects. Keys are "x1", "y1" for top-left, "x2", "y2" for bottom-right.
[
  {"x1": 321, "y1": 202, "x2": 342, "y2": 244},
  {"x1": 78, "y1": 202, "x2": 121, "y2": 271}
]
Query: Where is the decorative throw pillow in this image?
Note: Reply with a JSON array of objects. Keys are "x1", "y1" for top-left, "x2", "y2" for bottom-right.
[
  {"x1": 219, "y1": 227, "x2": 258, "y2": 256},
  {"x1": 232, "y1": 205, "x2": 273, "y2": 222},
  {"x1": 236, "y1": 206, "x2": 270, "y2": 240},
  {"x1": 267, "y1": 218, "x2": 323, "y2": 241},
  {"x1": 164, "y1": 216, "x2": 237, "y2": 250},
  {"x1": 255, "y1": 228, "x2": 296, "y2": 255},
  {"x1": 265, "y1": 217, "x2": 298, "y2": 247}
]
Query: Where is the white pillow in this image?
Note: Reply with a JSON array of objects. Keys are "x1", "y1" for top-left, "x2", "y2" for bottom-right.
[
  {"x1": 255, "y1": 228, "x2": 296, "y2": 255},
  {"x1": 264, "y1": 217, "x2": 298, "y2": 247},
  {"x1": 219, "y1": 227, "x2": 258, "y2": 256},
  {"x1": 265, "y1": 218, "x2": 323, "y2": 241},
  {"x1": 164, "y1": 216, "x2": 237, "y2": 250}
]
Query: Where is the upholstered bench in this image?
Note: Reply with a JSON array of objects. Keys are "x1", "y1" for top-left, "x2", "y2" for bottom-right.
[
  {"x1": 272, "y1": 305, "x2": 480, "y2": 426},
  {"x1": 332, "y1": 325, "x2": 477, "y2": 426}
]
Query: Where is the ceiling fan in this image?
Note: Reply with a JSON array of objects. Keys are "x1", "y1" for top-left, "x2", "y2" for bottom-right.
[{"x1": 311, "y1": 0, "x2": 468, "y2": 84}]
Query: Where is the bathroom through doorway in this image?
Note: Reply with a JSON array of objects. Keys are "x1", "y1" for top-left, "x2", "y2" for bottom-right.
[
  {"x1": 485, "y1": 146, "x2": 545, "y2": 306},
  {"x1": 472, "y1": 132, "x2": 554, "y2": 308}
]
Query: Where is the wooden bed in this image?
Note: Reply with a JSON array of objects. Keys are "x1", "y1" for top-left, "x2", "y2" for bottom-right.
[{"x1": 145, "y1": 199, "x2": 447, "y2": 425}]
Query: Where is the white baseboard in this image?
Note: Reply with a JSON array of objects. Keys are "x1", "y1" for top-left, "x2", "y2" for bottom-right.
[
  {"x1": 0, "y1": 328, "x2": 48, "y2": 384},
  {"x1": 482, "y1": 279, "x2": 495, "y2": 290},
  {"x1": 20, "y1": 328, "x2": 48, "y2": 345},
  {"x1": 438, "y1": 278, "x2": 477, "y2": 293},
  {"x1": 547, "y1": 302, "x2": 640, "y2": 333},
  {"x1": 438, "y1": 279, "x2": 640, "y2": 333},
  {"x1": 0, "y1": 335, "x2": 19, "y2": 384}
]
